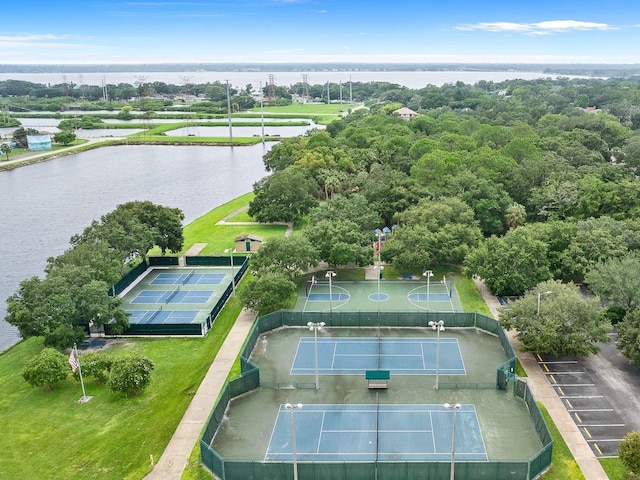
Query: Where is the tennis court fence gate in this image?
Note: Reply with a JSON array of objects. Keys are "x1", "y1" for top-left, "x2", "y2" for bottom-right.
[{"x1": 200, "y1": 310, "x2": 553, "y2": 480}]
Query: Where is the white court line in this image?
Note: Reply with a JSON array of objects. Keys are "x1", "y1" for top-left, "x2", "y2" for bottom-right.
[{"x1": 317, "y1": 412, "x2": 326, "y2": 454}]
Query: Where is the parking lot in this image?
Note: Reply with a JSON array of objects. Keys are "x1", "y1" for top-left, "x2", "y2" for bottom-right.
[{"x1": 536, "y1": 330, "x2": 640, "y2": 457}]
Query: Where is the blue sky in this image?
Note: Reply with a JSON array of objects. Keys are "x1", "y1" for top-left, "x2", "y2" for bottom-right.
[{"x1": 2, "y1": 0, "x2": 640, "y2": 64}]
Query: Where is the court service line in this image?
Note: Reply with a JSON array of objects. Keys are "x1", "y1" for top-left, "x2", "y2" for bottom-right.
[
  {"x1": 317, "y1": 412, "x2": 327, "y2": 454},
  {"x1": 420, "y1": 343, "x2": 426, "y2": 370}
]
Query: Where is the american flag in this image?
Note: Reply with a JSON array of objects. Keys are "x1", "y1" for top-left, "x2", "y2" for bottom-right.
[{"x1": 69, "y1": 349, "x2": 78, "y2": 373}]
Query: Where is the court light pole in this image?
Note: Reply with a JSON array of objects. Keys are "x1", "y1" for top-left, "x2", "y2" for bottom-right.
[
  {"x1": 224, "y1": 248, "x2": 236, "y2": 296},
  {"x1": 537, "y1": 291, "x2": 552, "y2": 317},
  {"x1": 443, "y1": 403, "x2": 462, "y2": 480},
  {"x1": 307, "y1": 321, "x2": 325, "y2": 390},
  {"x1": 375, "y1": 265, "x2": 384, "y2": 303},
  {"x1": 325, "y1": 270, "x2": 336, "y2": 313},
  {"x1": 285, "y1": 402, "x2": 303, "y2": 480},
  {"x1": 423, "y1": 270, "x2": 434, "y2": 313},
  {"x1": 429, "y1": 320, "x2": 445, "y2": 390}
]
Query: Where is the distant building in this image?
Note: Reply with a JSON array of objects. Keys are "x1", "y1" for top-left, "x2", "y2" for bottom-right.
[
  {"x1": 393, "y1": 107, "x2": 419, "y2": 121},
  {"x1": 234, "y1": 234, "x2": 264, "y2": 253},
  {"x1": 26, "y1": 134, "x2": 52, "y2": 151}
]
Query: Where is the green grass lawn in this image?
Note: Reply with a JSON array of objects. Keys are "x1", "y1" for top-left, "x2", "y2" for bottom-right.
[
  {"x1": 250, "y1": 103, "x2": 353, "y2": 116},
  {"x1": 599, "y1": 457, "x2": 629, "y2": 479},
  {"x1": 0, "y1": 296, "x2": 244, "y2": 480},
  {"x1": 538, "y1": 403, "x2": 586, "y2": 480}
]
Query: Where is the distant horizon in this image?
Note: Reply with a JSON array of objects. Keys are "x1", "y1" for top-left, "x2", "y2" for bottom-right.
[{"x1": 3, "y1": 1, "x2": 640, "y2": 64}]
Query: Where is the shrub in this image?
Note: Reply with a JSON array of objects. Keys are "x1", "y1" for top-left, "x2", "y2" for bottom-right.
[
  {"x1": 108, "y1": 353, "x2": 154, "y2": 397},
  {"x1": 619, "y1": 430, "x2": 640, "y2": 474},
  {"x1": 21, "y1": 348, "x2": 69, "y2": 391}
]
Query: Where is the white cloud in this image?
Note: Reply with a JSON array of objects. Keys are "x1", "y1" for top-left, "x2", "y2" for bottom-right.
[
  {"x1": 456, "y1": 19, "x2": 616, "y2": 34},
  {"x1": 0, "y1": 34, "x2": 84, "y2": 48}
]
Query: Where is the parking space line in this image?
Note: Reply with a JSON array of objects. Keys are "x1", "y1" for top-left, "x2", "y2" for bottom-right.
[
  {"x1": 583, "y1": 427, "x2": 592, "y2": 439},
  {"x1": 543, "y1": 363, "x2": 549, "y2": 372},
  {"x1": 565, "y1": 399, "x2": 573, "y2": 409},
  {"x1": 594, "y1": 443, "x2": 603, "y2": 455},
  {"x1": 587, "y1": 439, "x2": 625, "y2": 443},
  {"x1": 538, "y1": 360, "x2": 579, "y2": 364},
  {"x1": 574, "y1": 413, "x2": 582, "y2": 423},
  {"x1": 558, "y1": 395, "x2": 603, "y2": 399},
  {"x1": 567, "y1": 409, "x2": 614, "y2": 412},
  {"x1": 544, "y1": 371, "x2": 587, "y2": 375},
  {"x1": 549, "y1": 374, "x2": 557, "y2": 383},
  {"x1": 580, "y1": 424, "x2": 626, "y2": 427},
  {"x1": 552, "y1": 383, "x2": 595, "y2": 387},
  {"x1": 536, "y1": 354, "x2": 543, "y2": 362}
]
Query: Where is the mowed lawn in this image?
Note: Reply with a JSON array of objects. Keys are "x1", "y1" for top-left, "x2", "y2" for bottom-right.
[{"x1": 0, "y1": 194, "x2": 283, "y2": 480}]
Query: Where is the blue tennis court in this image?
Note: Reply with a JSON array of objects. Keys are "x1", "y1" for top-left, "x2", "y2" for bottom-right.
[
  {"x1": 408, "y1": 292, "x2": 452, "y2": 302},
  {"x1": 150, "y1": 272, "x2": 226, "y2": 286},
  {"x1": 308, "y1": 292, "x2": 350, "y2": 302},
  {"x1": 291, "y1": 337, "x2": 465, "y2": 375},
  {"x1": 266, "y1": 404, "x2": 487, "y2": 462},
  {"x1": 131, "y1": 289, "x2": 214, "y2": 304},
  {"x1": 127, "y1": 309, "x2": 199, "y2": 324}
]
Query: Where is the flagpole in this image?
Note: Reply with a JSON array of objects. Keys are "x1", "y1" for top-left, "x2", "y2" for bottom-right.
[{"x1": 73, "y1": 343, "x2": 91, "y2": 403}]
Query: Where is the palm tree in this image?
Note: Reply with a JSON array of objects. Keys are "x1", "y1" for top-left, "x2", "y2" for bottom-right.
[{"x1": 505, "y1": 203, "x2": 526, "y2": 229}]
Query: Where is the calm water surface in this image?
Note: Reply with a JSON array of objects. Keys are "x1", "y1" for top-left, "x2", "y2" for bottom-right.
[{"x1": 0, "y1": 144, "x2": 270, "y2": 352}]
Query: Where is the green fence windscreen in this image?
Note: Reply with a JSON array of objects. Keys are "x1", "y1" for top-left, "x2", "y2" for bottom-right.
[{"x1": 200, "y1": 311, "x2": 553, "y2": 480}]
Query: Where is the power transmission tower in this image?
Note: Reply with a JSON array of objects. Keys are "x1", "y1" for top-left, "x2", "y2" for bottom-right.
[
  {"x1": 302, "y1": 74, "x2": 310, "y2": 102},
  {"x1": 268, "y1": 74, "x2": 276, "y2": 102},
  {"x1": 180, "y1": 75, "x2": 196, "y2": 135},
  {"x1": 102, "y1": 77, "x2": 109, "y2": 103}
]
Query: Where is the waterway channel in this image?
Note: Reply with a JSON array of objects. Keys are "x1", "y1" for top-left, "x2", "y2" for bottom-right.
[{"x1": 0, "y1": 143, "x2": 272, "y2": 352}]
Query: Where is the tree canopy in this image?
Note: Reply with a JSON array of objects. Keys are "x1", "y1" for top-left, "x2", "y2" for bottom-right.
[{"x1": 499, "y1": 280, "x2": 610, "y2": 356}]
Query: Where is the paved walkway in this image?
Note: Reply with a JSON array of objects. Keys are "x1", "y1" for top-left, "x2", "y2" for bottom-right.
[
  {"x1": 179, "y1": 243, "x2": 208, "y2": 266},
  {"x1": 0, "y1": 137, "x2": 120, "y2": 169},
  {"x1": 143, "y1": 308, "x2": 257, "y2": 480},
  {"x1": 473, "y1": 278, "x2": 608, "y2": 480}
]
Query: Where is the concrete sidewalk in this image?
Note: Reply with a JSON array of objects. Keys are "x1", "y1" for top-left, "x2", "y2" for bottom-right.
[
  {"x1": 473, "y1": 278, "x2": 608, "y2": 480},
  {"x1": 143, "y1": 308, "x2": 257, "y2": 480}
]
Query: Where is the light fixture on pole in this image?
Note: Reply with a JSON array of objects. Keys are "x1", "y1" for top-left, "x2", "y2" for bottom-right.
[
  {"x1": 285, "y1": 403, "x2": 303, "y2": 480},
  {"x1": 325, "y1": 271, "x2": 336, "y2": 313},
  {"x1": 443, "y1": 402, "x2": 462, "y2": 480},
  {"x1": 537, "y1": 291, "x2": 552, "y2": 317},
  {"x1": 224, "y1": 248, "x2": 236, "y2": 296},
  {"x1": 307, "y1": 321, "x2": 325, "y2": 390},
  {"x1": 374, "y1": 265, "x2": 384, "y2": 303},
  {"x1": 423, "y1": 270, "x2": 434, "y2": 313},
  {"x1": 429, "y1": 320, "x2": 445, "y2": 390}
]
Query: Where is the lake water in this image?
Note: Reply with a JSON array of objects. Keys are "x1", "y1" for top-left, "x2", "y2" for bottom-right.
[{"x1": 0, "y1": 144, "x2": 271, "y2": 352}]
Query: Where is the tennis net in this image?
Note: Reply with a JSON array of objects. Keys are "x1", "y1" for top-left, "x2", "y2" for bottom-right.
[
  {"x1": 183, "y1": 269, "x2": 196, "y2": 285},
  {"x1": 147, "y1": 305, "x2": 163, "y2": 323},
  {"x1": 166, "y1": 286, "x2": 180, "y2": 303}
]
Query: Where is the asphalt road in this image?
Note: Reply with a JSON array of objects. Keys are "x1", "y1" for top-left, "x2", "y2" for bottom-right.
[{"x1": 537, "y1": 328, "x2": 640, "y2": 457}]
